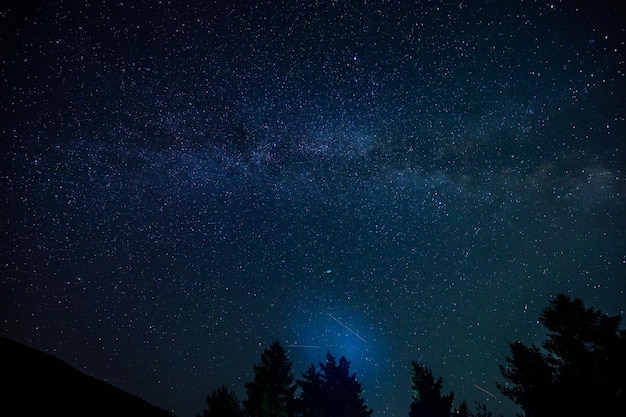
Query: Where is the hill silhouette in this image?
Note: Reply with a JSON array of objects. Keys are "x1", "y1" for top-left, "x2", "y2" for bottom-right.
[{"x1": 0, "y1": 335, "x2": 175, "y2": 417}]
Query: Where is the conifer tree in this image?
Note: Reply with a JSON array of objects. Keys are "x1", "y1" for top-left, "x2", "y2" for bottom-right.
[
  {"x1": 408, "y1": 362, "x2": 454, "y2": 417},
  {"x1": 297, "y1": 352, "x2": 372, "y2": 417},
  {"x1": 199, "y1": 385, "x2": 243, "y2": 417},
  {"x1": 244, "y1": 341, "x2": 297, "y2": 417},
  {"x1": 296, "y1": 365, "x2": 325, "y2": 417},
  {"x1": 456, "y1": 402, "x2": 469, "y2": 417},
  {"x1": 498, "y1": 294, "x2": 626, "y2": 417}
]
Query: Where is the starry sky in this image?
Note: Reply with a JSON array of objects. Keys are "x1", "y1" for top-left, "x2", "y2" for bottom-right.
[{"x1": 1, "y1": 1, "x2": 625, "y2": 416}]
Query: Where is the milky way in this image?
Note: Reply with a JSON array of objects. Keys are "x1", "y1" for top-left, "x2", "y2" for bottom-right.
[{"x1": 2, "y1": 1, "x2": 625, "y2": 416}]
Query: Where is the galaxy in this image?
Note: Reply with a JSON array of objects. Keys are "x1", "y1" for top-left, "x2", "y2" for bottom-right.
[{"x1": 1, "y1": 1, "x2": 625, "y2": 416}]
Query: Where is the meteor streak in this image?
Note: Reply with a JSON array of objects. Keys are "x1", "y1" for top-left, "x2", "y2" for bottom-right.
[
  {"x1": 473, "y1": 384, "x2": 497, "y2": 399},
  {"x1": 328, "y1": 313, "x2": 367, "y2": 343},
  {"x1": 286, "y1": 344, "x2": 320, "y2": 349}
]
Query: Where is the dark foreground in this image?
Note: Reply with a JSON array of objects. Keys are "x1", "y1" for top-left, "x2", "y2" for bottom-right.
[{"x1": 0, "y1": 336, "x2": 175, "y2": 417}]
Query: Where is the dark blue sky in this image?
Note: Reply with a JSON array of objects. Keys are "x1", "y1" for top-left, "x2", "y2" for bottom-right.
[{"x1": 2, "y1": 1, "x2": 625, "y2": 416}]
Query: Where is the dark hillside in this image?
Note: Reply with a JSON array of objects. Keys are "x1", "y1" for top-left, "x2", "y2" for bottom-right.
[{"x1": 0, "y1": 336, "x2": 175, "y2": 417}]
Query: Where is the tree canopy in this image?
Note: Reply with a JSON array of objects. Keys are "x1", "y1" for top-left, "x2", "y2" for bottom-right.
[
  {"x1": 498, "y1": 294, "x2": 626, "y2": 417},
  {"x1": 200, "y1": 386, "x2": 244, "y2": 417},
  {"x1": 297, "y1": 353, "x2": 373, "y2": 417},
  {"x1": 198, "y1": 294, "x2": 625, "y2": 417},
  {"x1": 408, "y1": 361, "x2": 454, "y2": 417},
  {"x1": 244, "y1": 341, "x2": 297, "y2": 417}
]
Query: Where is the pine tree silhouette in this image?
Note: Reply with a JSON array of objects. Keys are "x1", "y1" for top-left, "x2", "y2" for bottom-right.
[
  {"x1": 296, "y1": 365, "x2": 325, "y2": 417},
  {"x1": 297, "y1": 352, "x2": 372, "y2": 417},
  {"x1": 199, "y1": 386, "x2": 243, "y2": 417},
  {"x1": 498, "y1": 294, "x2": 626, "y2": 417},
  {"x1": 408, "y1": 362, "x2": 454, "y2": 417},
  {"x1": 244, "y1": 341, "x2": 297, "y2": 417}
]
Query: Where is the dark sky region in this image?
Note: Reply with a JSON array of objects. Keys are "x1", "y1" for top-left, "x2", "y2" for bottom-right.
[{"x1": 1, "y1": 1, "x2": 625, "y2": 416}]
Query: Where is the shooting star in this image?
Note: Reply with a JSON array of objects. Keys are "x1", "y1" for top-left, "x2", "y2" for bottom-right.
[
  {"x1": 286, "y1": 344, "x2": 320, "y2": 349},
  {"x1": 473, "y1": 384, "x2": 497, "y2": 399},
  {"x1": 328, "y1": 313, "x2": 367, "y2": 343}
]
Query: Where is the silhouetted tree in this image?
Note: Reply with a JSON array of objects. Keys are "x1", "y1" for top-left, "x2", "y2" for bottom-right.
[
  {"x1": 408, "y1": 362, "x2": 454, "y2": 417},
  {"x1": 498, "y1": 294, "x2": 626, "y2": 417},
  {"x1": 244, "y1": 341, "x2": 297, "y2": 417},
  {"x1": 297, "y1": 353, "x2": 372, "y2": 417},
  {"x1": 296, "y1": 365, "x2": 325, "y2": 417},
  {"x1": 199, "y1": 386, "x2": 243, "y2": 417},
  {"x1": 456, "y1": 402, "x2": 470, "y2": 417},
  {"x1": 463, "y1": 402, "x2": 495, "y2": 417}
]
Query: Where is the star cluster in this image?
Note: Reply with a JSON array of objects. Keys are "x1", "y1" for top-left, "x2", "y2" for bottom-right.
[{"x1": 2, "y1": 1, "x2": 625, "y2": 416}]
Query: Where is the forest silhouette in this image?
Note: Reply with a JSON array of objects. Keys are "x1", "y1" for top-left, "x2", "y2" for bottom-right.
[
  {"x1": 199, "y1": 294, "x2": 626, "y2": 417},
  {"x1": 1, "y1": 294, "x2": 624, "y2": 416}
]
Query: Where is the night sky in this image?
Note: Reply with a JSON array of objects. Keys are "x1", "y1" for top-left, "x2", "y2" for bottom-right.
[{"x1": 2, "y1": 1, "x2": 625, "y2": 416}]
